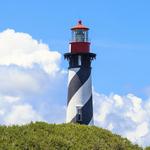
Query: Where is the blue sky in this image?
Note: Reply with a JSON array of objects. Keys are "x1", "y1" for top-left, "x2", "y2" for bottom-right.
[
  {"x1": 0, "y1": 0, "x2": 150, "y2": 146},
  {"x1": 1, "y1": 0, "x2": 150, "y2": 98}
]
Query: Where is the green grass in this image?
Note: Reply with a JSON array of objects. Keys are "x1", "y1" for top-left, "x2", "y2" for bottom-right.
[{"x1": 0, "y1": 122, "x2": 144, "y2": 150}]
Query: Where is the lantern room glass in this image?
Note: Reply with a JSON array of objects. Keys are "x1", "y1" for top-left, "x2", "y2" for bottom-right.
[{"x1": 72, "y1": 29, "x2": 88, "y2": 42}]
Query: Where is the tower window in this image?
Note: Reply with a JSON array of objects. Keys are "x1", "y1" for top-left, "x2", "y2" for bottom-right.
[
  {"x1": 76, "y1": 106, "x2": 82, "y2": 122},
  {"x1": 78, "y1": 55, "x2": 82, "y2": 66}
]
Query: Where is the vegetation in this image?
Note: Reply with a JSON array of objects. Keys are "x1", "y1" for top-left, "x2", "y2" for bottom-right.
[{"x1": 0, "y1": 122, "x2": 145, "y2": 150}]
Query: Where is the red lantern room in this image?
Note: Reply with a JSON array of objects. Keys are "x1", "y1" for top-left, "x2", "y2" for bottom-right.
[{"x1": 70, "y1": 20, "x2": 90, "y2": 53}]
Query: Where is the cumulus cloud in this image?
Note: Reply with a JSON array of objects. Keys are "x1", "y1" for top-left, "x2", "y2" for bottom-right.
[
  {"x1": 0, "y1": 29, "x2": 61, "y2": 75},
  {"x1": 0, "y1": 95, "x2": 43, "y2": 125},
  {"x1": 0, "y1": 29, "x2": 66, "y2": 125},
  {"x1": 93, "y1": 91, "x2": 150, "y2": 147}
]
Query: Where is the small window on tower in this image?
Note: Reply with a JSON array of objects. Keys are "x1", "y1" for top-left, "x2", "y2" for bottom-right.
[
  {"x1": 76, "y1": 106, "x2": 82, "y2": 123},
  {"x1": 69, "y1": 44, "x2": 71, "y2": 52},
  {"x1": 78, "y1": 55, "x2": 82, "y2": 66}
]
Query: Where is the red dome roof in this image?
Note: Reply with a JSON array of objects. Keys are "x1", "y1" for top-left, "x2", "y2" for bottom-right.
[{"x1": 71, "y1": 20, "x2": 89, "y2": 30}]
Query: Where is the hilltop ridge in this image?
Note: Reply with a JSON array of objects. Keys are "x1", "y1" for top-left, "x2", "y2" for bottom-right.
[{"x1": 0, "y1": 122, "x2": 143, "y2": 150}]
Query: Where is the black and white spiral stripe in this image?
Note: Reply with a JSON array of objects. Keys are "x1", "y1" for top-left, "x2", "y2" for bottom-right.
[{"x1": 66, "y1": 67, "x2": 94, "y2": 125}]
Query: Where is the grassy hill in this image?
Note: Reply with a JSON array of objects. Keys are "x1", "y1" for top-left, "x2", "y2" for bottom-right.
[{"x1": 0, "y1": 122, "x2": 143, "y2": 150}]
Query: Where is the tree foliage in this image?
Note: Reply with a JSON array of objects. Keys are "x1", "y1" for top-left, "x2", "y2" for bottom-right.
[{"x1": 0, "y1": 122, "x2": 143, "y2": 150}]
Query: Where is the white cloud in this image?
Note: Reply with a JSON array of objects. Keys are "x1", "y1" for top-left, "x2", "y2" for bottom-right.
[
  {"x1": 126, "y1": 122, "x2": 149, "y2": 144},
  {"x1": 4, "y1": 104, "x2": 43, "y2": 125},
  {"x1": 0, "y1": 29, "x2": 66, "y2": 126},
  {"x1": 0, "y1": 29, "x2": 61, "y2": 75},
  {"x1": 1, "y1": 95, "x2": 20, "y2": 103},
  {"x1": 0, "y1": 67, "x2": 42, "y2": 95},
  {"x1": 93, "y1": 91, "x2": 150, "y2": 147},
  {"x1": 0, "y1": 95, "x2": 43, "y2": 125}
]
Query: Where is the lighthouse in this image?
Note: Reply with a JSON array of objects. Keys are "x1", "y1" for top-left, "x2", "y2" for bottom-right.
[{"x1": 64, "y1": 21, "x2": 96, "y2": 125}]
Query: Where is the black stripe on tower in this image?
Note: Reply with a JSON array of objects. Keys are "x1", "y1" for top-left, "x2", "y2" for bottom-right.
[
  {"x1": 67, "y1": 68, "x2": 91, "y2": 105},
  {"x1": 71, "y1": 95, "x2": 93, "y2": 125}
]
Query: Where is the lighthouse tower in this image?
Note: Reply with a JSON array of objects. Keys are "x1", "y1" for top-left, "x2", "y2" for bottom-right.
[{"x1": 64, "y1": 21, "x2": 96, "y2": 125}]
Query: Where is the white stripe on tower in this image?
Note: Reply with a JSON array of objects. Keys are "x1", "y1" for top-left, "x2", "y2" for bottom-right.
[
  {"x1": 67, "y1": 68, "x2": 80, "y2": 86},
  {"x1": 66, "y1": 67, "x2": 93, "y2": 125}
]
